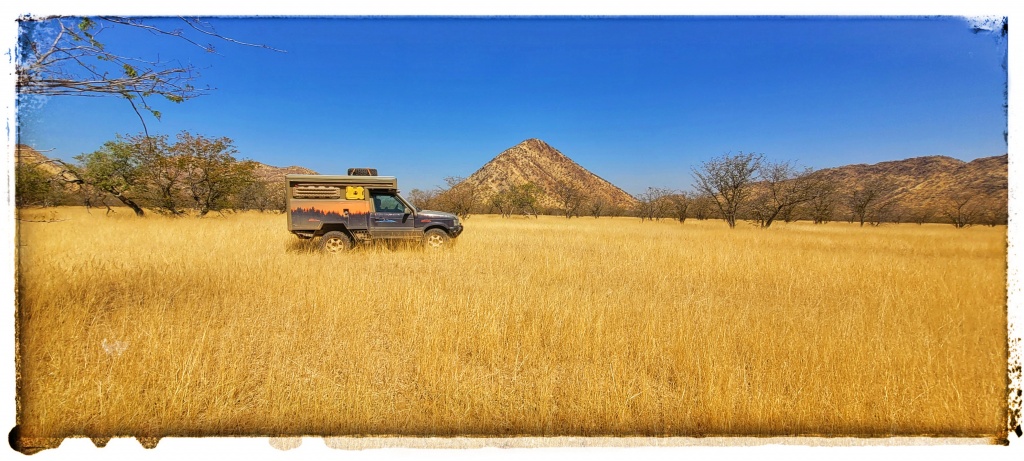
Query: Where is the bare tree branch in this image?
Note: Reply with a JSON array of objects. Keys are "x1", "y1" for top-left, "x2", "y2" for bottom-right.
[{"x1": 17, "y1": 16, "x2": 283, "y2": 125}]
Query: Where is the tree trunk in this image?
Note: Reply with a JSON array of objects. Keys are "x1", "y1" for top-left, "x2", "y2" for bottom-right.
[
  {"x1": 112, "y1": 191, "x2": 145, "y2": 217},
  {"x1": 762, "y1": 206, "x2": 784, "y2": 228}
]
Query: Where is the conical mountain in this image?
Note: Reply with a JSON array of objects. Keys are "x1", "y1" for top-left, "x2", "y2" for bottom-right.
[{"x1": 460, "y1": 138, "x2": 638, "y2": 209}]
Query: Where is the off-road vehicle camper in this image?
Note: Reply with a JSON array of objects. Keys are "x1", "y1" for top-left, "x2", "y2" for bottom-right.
[{"x1": 286, "y1": 170, "x2": 463, "y2": 252}]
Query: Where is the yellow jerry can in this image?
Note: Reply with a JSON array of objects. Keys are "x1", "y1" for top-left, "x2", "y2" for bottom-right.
[{"x1": 345, "y1": 186, "x2": 365, "y2": 200}]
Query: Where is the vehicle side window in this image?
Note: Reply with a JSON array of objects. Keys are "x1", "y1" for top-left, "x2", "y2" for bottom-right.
[{"x1": 372, "y1": 193, "x2": 405, "y2": 213}]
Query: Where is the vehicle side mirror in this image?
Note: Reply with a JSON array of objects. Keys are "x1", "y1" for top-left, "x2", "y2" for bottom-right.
[{"x1": 404, "y1": 207, "x2": 413, "y2": 215}]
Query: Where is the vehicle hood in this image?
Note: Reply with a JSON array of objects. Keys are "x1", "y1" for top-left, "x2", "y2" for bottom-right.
[{"x1": 418, "y1": 210, "x2": 458, "y2": 220}]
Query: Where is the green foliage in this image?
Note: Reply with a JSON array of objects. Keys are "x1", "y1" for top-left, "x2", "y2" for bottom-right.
[
  {"x1": 173, "y1": 132, "x2": 257, "y2": 216},
  {"x1": 75, "y1": 137, "x2": 147, "y2": 197},
  {"x1": 72, "y1": 131, "x2": 262, "y2": 217},
  {"x1": 491, "y1": 182, "x2": 542, "y2": 218},
  {"x1": 77, "y1": 17, "x2": 94, "y2": 33},
  {"x1": 15, "y1": 163, "x2": 67, "y2": 207}
]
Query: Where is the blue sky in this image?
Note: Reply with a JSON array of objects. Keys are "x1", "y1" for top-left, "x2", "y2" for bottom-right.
[{"x1": 16, "y1": 16, "x2": 1007, "y2": 195}]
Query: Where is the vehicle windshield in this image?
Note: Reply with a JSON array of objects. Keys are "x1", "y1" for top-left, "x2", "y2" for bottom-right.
[{"x1": 398, "y1": 194, "x2": 419, "y2": 212}]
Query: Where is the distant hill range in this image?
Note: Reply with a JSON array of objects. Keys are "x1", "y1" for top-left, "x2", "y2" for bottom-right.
[
  {"x1": 15, "y1": 142, "x2": 1007, "y2": 220},
  {"x1": 251, "y1": 162, "x2": 318, "y2": 182},
  {"x1": 812, "y1": 153, "x2": 1008, "y2": 215},
  {"x1": 457, "y1": 138, "x2": 639, "y2": 210},
  {"x1": 15, "y1": 144, "x2": 318, "y2": 182},
  {"x1": 453, "y1": 139, "x2": 1007, "y2": 218}
]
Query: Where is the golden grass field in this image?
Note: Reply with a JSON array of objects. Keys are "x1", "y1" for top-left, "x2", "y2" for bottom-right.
[{"x1": 15, "y1": 207, "x2": 1008, "y2": 441}]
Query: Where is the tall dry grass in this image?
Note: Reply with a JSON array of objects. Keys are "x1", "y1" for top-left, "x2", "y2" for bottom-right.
[{"x1": 15, "y1": 207, "x2": 1007, "y2": 439}]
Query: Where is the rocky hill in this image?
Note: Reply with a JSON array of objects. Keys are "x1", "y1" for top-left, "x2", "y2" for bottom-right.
[
  {"x1": 457, "y1": 138, "x2": 638, "y2": 210},
  {"x1": 16, "y1": 145, "x2": 75, "y2": 178},
  {"x1": 251, "y1": 163, "x2": 318, "y2": 182},
  {"x1": 811, "y1": 153, "x2": 1008, "y2": 216}
]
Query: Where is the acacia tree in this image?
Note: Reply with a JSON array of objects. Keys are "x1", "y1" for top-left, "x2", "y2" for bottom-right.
[
  {"x1": 907, "y1": 206, "x2": 934, "y2": 225},
  {"x1": 74, "y1": 135, "x2": 152, "y2": 216},
  {"x1": 587, "y1": 198, "x2": 606, "y2": 218},
  {"x1": 978, "y1": 206, "x2": 1008, "y2": 227},
  {"x1": 490, "y1": 183, "x2": 542, "y2": 218},
  {"x1": 942, "y1": 193, "x2": 978, "y2": 229},
  {"x1": 407, "y1": 188, "x2": 439, "y2": 211},
  {"x1": 666, "y1": 191, "x2": 692, "y2": 223},
  {"x1": 489, "y1": 190, "x2": 513, "y2": 218},
  {"x1": 135, "y1": 135, "x2": 190, "y2": 215},
  {"x1": 553, "y1": 180, "x2": 585, "y2": 218},
  {"x1": 174, "y1": 132, "x2": 256, "y2": 216},
  {"x1": 235, "y1": 180, "x2": 285, "y2": 213},
  {"x1": 806, "y1": 179, "x2": 838, "y2": 224},
  {"x1": 438, "y1": 176, "x2": 483, "y2": 219},
  {"x1": 747, "y1": 161, "x2": 818, "y2": 228},
  {"x1": 634, "y1": 187, "x2": 672, "y2": 222},
  {"x1": 512, "y1": 183, "x2": 542, "y2": 218},
  {"x1": 846, "y1": 178, "x2": 897, "y2": 227},
  {"x1": 690, "y1": 193, "x2": 716, "y2": 220},
  {"x1": 692, "y1": 152, "x2": 763, "y2": 228}
]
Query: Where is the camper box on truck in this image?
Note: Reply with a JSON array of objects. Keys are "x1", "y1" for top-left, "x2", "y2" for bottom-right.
[{"x1": 285, "y1": 173, "x2": 463, "y2": 252}]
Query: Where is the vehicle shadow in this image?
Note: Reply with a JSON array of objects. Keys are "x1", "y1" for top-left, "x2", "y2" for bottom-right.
[{"x1": 285, "y1": 236, "x2": 432, "y2": 254}]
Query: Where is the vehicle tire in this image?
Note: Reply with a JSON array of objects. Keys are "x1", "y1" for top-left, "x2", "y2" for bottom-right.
[
  {"x1": 318, "y1": 231, "x2": 352, "y2": 253},
  {"x1": 423, "y1": 228, "x2": 451, "y2": 249}
]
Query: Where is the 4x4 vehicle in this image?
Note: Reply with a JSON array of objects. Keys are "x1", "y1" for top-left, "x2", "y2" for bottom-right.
[{"x1": 286, "y1": 171, "x2": 463, "y2": 252}]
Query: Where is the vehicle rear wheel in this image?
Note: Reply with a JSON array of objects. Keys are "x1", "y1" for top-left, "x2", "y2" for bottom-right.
[
  {"x1": 318, "y1": 231, "x2": 352, "y2": 253},
  {"x1": 423, "y1": 228, "x2": 451, "y2": 249}
]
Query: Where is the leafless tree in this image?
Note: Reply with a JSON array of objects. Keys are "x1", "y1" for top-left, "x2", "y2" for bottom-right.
[
  {"x1": 690, "y1": 194, "x2": 716, "y2": 220},
  {"x1": 666, "y1": 191, "x2": 693, "y2": 223},
  {"x1": 867, "y1": 199, "x2": 898, "y2": 227},
  {"x1": 407, "y1": 188, "x2": 439, "y2": 211},
  {"x1": 807, "y1": 188, "x2": 837, "y2": 224},
  {"x1": 846, "y1": 177, "x2": 897, "y2": 227},
  {"x1": 235, "y1": 180, "x2": 285, "y2": 213},
  {"x1": 692, "y1": 152, "x2": 763, "y2": 228},
  {"x1": 885, "y1": 203, "x2": 906, "y2": 224},
  {"x1": 635, "y1": 187, "x2": 672, "y2": 222},
  {"x1": 553, "y1": 180, "x2": 585, "y2": 218},
  {"x1": 747, "y1": 161, "x2": 817, "y2": 228},
  {"x1": 587, "y1": 198, "x2": 606, "y2": 218},
  {"x1": 437, "y1": 177, "x2": 484, "y2": 219},
  {"x1": 942, "y1": 193, "x2": 978, "y2": 229},
  {"x1": 908, "y1": 206, "x2": 935, "y2": 225},
  {"x1": 978, "y1": 206, "x2": 1008, "y2": 227},
  {"x1": 17, "y1": 17, "x2": 282, "y2": 133}
]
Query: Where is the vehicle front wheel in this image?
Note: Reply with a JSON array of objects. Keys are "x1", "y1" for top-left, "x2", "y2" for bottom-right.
[
  {"x1": 318, "y1": 231, "x2": 352, "y2": 254},
  {"x1": 423, "y1": 228, "x2": 451, "y2": 249}
]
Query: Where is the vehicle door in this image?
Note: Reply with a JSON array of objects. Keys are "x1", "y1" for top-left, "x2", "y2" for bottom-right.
[{"x1": 369, "y1": 191, "x2": 416, "y2": 238}]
